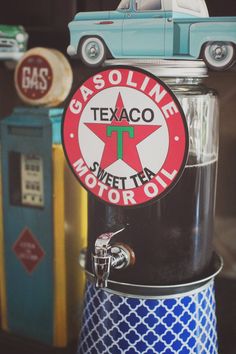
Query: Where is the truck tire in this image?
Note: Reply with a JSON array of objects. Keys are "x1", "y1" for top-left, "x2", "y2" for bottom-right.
[
  {"x1": 203, "y1": 41, "x2": 235, "y2": 71},
  {"x1": 80, "y1": 37, "x2": 106, "y2": 67}
]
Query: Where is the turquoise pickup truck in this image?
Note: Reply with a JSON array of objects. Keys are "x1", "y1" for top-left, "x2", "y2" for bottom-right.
[{"x1": 67, "y1": 0, "x2": 236, "y2": 70}]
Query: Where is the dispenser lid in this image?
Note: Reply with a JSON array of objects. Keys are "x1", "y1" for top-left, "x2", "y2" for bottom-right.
[{"x1": 104, "y1": 59, "x2": 208, "y2": 78}]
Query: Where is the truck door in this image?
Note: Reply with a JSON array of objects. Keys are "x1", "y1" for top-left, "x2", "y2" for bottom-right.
[{"x1": 122, "y1": 0, "x2": 165, "y2": 56}]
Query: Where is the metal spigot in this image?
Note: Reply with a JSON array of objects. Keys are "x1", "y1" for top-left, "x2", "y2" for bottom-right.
[{"x1": 93, "y1": 228, "x2": 135, "y2": 288}]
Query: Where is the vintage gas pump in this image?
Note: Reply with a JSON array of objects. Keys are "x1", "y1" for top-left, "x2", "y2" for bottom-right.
[
  {"x1": 0, "y1": 48, "x2": 87, "y2": 347},
  {"x1": 63, "y1": 61, "x2": 222, "y2": 353}
]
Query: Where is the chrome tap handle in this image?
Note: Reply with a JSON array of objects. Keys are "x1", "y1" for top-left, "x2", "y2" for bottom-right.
[
  {"x1": 93, "y1": 228, "x2": 135, "y2": 289},
  {"x1": 94, "y1": 228, "x2": 125, "y2": 256}
]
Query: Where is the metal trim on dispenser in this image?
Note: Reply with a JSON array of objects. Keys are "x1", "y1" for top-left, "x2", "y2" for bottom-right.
[
  {"x1": 104, "y1": 59, "x2": 208, "y2": 78},
  {"x1": 86, "y1": 253, "x2": 222, "y2": 298}
]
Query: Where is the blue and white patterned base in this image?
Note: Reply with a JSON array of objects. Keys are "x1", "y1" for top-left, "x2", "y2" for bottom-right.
[{"x1": 78, "y1": 280, "x2": 217, "y2": 354}]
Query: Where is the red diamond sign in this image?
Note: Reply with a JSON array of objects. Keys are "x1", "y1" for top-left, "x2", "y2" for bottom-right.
[{"x1": 13, "y1": 228, "x2": 45, "y2": 273}]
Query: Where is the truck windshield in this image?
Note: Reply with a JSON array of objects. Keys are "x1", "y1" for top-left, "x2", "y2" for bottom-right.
[{"x1": 117, "y1": 0, "x2": 130, "y2": 10}]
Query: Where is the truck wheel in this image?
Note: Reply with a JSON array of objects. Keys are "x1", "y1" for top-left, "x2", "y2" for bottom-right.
[
  {"x1": 80, "y1": 37, "x2": 106, "y2": 67},
  {"x1": 203, "y1": 42, "x2": 235, "y2": 71}
]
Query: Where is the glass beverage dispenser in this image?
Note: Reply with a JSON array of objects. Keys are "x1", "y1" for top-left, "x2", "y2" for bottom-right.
[
  {"x1": 86, "y1": 60, "x2": 219, "y2": 286},
  {"x1": 62, "y1": 60, "x2": 222, "y2": 354}
]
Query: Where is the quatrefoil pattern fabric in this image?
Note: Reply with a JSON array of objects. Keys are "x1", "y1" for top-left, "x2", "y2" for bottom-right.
[{"x1": 78, "y1": 280, "x2": 217, "y2": 354}]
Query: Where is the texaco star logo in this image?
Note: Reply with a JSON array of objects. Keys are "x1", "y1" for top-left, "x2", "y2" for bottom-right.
[{"x1": 62, "y1": 66, "x2": 189, "y2": 207}]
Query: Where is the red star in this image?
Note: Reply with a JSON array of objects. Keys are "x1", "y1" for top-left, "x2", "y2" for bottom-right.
[{"x1": 85, "y1": 93, "x2": 161, "y2": 172}]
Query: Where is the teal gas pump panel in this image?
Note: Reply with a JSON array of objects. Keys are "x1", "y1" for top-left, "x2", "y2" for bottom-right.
[
  {"x1": 0, "y1": 107, "x2": 62, "y2": 344},
  {"x1": 0, "y1": 49, "x2": 85, "y2": 348}
]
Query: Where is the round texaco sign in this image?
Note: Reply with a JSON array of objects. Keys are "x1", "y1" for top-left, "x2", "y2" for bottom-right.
[{"x1": 62, "y1": 66, "x2": 189, "y2": 207}]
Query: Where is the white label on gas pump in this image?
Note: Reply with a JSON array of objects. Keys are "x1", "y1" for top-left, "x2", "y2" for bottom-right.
[{"x1": 21, "y1": 154, "x2": 44, "y2": 207}]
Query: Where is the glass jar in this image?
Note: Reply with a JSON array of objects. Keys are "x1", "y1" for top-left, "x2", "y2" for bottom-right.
[{"x1": 86, "y1": 60, "x2": 219, "y2": 285}]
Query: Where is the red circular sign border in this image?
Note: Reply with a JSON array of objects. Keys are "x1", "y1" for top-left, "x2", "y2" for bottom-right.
[
  {"x1": 16, "y1": 54, "x2": 53, "y2": 100},
  {"x1": 62, "y1": 65, "x2": 189, "y2": 208}
]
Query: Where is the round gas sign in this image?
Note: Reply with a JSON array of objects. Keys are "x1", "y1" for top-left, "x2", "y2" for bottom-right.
[
  {"x1": 62, "y1": 66, "x2": 189, "y2": 207},
  {"x1": 16, "y1": 54, "x2": 53, "y2": 100},
  {"x1": 15, "y1": 47, "x2": 73, "y2": 107}
]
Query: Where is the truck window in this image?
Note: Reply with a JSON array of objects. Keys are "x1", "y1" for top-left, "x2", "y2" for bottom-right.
[
  {"x1": 176, "y1": 0, "x2": 200, "y2": 13},
  {"x1": 118, "y1": 0, "x2": 130, "y2": 10},
  {"x1": 136, "y1": 0, "x2": 162, "y2": 11}
]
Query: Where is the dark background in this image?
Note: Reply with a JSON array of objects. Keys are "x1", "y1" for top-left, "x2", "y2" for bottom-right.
[{"x1": 0, "y1": 0, "x2": 236, "y2": 353}]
